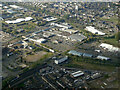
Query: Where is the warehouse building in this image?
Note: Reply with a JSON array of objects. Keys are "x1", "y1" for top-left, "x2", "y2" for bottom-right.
[
  {"x1": 43, "y1": 16, "x2": 57, "y2": 21},
  {"x1": 59, "y1": 28, "x2": 79, "y2": 34},
  {"x1": 54, "y1": 56, "x2": 68, "y2": 64},
  {"x1": 29, "y1": 38, "x2": 47, "y2": 44},
  {"x1": 71, "y1": 71, "x2": 84, "y2": 78},
  {"x1": 91, "y1": 73, "x2": 101, "y2": 79},
  {"x1": 7, "y1": 9, "x2": 16, "y2": 14},
  {"x1": 100, "y1": 43, "x2": 120, "y2": 52},
  {"x1": 5, "y1": 17, "x2": 33, "y2": 24},
  {"x1": 51, "y1": 22, "x2": 72, "y2": 29},
  {"x1": 83, "y1": 53, "x2": 93, "y2": 58},
  {"x1": 68, "y1": 34, "x2": 86, "y2": 42},
  {"x1": 85, "y1": 26, "x2": 105, "y2": 35},
  {"x1": 97, "y1": 55, "x2": 110, "y2": 60},
  {"x1": 68, "y1": 50, "x2": 83, "y2": 56},
  {"x1": 9, "y1": 5, "x2": 23, "y2": 10}
]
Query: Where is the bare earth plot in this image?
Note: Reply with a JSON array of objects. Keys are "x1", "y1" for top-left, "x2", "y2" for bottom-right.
[{"x1": 25, "y1": 51, "x2": 47, "y2": 62}]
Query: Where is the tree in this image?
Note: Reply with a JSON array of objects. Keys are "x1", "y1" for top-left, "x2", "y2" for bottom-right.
[{"x1": 115, "y1": 32, "x2": 120, "y2": 42}]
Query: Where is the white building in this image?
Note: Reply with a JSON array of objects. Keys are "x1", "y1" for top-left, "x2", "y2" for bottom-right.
[
  {"x1": 29, "y1": 38, "x2": 46, "y2": 44},
  {"x1": 36, "y1": 38, "x2": 47, "y2": 43},
  {"x1": 49, "y1": 49, "x2": 54, "y2": 53},
  {"x1": 51, "y1": 23, "x2": 72, "y2": 29},
  {"x1": 55, "y1": 56, "x2": 68, "y2": 64},
  {"x1": 68, "y1": 34, "x2": 87, "y2": 42},
  {"x1": 85, "y1": 26, "x2": 105, "y2": 35},
  {"x1": 59, "y1": 28, "x2": 78, "y2": 34},
  {"x1": 97, "y1": 56, "x2": 110, "y2": 60},
  {"x1": 9, "y1": 5, "x2": 23, "y2": 10},
  {"x1": 71, "y1": 71, "x2": 84, "y2": 78},
  {"x1": 21, "y1": 41, "x2": 28, "y2": 48},
  {"x1": 43, "y1": 17, "x2": 57, "y2": 22},
  {"x1": 100, "y1": 43, "x2": 120, "y2": 52},
  {"x1": 5, "y1": 17, "x2": 33, "y2": 24},
  {"x1": 75, "y1": 5, "x2": 78, "y2": 10}
]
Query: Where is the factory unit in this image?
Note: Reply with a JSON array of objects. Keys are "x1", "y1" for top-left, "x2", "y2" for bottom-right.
[
  {"x1": 29, "y1": 38, "x2": 47, "y2": 44},
  {"x1": 68, "y1": 50, "x2": 93, "y2": 58},
  {"x1": 100, "y1": 43, "x2": 120, "y2": 52},
  {"x1": 83, "y1": 53, "x2": 93, "y2": 58},
  {"x1": 9, "y1": 4, "x2": 23, "y2": 10},
  {"x1": 43, "y1": 16, "x2": 57, "y2": 21},
  {"x1": 85, "y1": 26, "x2": 105, "y2": 35},
  {"x1": 59, "y1": 28, "x2": 79, "y2": 34},
  {"x1": 51, "y1": 22, "x2": 72, "y2": 29},
  {"x1": 71, "y1": 71, "x2": 84, "y2": 78},
  {"x1": 7, "y1": 9, "x2": 16, "y2": 14},
  {"x1": 54, "y1": 56, "x2": 68, "y2": 64},
  {"x1": 68, "y1": 34, "x2": 86, "y2": 42},
  {"x1": 97, "y1": 55, "x2": 110, "y2": 60},
  {"x1": 91, "y1": 73, "x2": 101, "y2": 79},
  {"x1": 68, "y1": 50, "x2": 83, "y2": 56},
  {"x1": 35, "y1": 38, "x2": 47, "y2": 44},
  {"x1": 5, "y1": 17, "x2": 33, "y2": 24}
]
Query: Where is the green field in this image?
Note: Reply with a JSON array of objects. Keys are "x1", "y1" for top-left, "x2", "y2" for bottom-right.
[
  {"x1": 100, "y1": 16, "x2": 118, "y2": 24},
  {"x1": 64, "y1": 56, "x2": 116, "y2": 72},
  {"x1": 103, "y1": 38, "x2": 120, "y2": 48}
]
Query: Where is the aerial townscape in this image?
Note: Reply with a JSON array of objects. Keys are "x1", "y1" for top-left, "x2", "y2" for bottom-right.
[{"x1": 0, "y1": 1, "x2": 120, "y2": 89}]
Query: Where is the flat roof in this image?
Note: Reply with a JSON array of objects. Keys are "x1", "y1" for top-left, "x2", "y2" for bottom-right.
[
  {"x1": 86, "y1": 26, "x2": 105, "y2": 35},
  {"x1": 69, "y1": 34, "x2": 86, "y2": 41},
  {"x1": 5, "y1": 17, "x2": 33, "y2": 24},
  {"x1": 68, "y1": 50, "x2": 83, "y2": 56}
]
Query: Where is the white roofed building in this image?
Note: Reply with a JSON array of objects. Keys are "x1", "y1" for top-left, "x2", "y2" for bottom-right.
[
  {"x1": 97, "y1": 56, "x2": 110, "y2": 60},
  {"x1": 9, "y1": 5, "x2": 23, "y2": 10},
  {"x1": 5, "y1": 17, "x2": 33, "y2": 24},
  {"x1": 36, "y1": 38, "x2": 47, "y2": 43},
  {"x1": 100, "y1": 43, "x2": 120, "y2": 52},
  {"x1": 71, "y1": 71, "x2": 84, "y2": 78},
  {"x1": 85, "y1": 26, "x2": 105, "y2": 35}
]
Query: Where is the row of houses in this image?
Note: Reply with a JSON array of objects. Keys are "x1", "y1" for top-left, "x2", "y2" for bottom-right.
[{"x1": 68, "y1": 50, "x2": 110, "y2": 60}]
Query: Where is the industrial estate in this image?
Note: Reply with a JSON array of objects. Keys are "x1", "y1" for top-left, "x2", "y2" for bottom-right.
[{"x1": 1, "y1": 1, "x2": 120, "y2": 89}]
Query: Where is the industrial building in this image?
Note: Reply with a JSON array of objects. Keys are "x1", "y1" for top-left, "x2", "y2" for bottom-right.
[
  {"x1": 68, "y1": 34, "x2": 86, "y2": 42},
  {"x1": 68, "y1": 50, "x2": 83, "y2": 56},
  {"x1": 54, "y1": 56, "x2": 68, "y2": 64},
  {"x1": 29, "y1": 37, "x2": 47, "y2": 44},
  {"x1": 83, "y1": 53, "x2": 93, "y2": 58},
  {"x1": 97, "y1": 55, "x2": 110, "y2": 60},
  {"x1": 7, "y1": 9, "x2": 16, "y2": 14},
  {"x1": 71, "y1": 71, "x2": 84, "y2": 78},
  {"x1": 43, "y1": 16, "x2": 57, "y2": 22},
  {"x1": 9, "y1": 4, "x2": 23, "y2": 10},
  {"x1": 35, "y1": 38, "x2": 47, "y2": 43},
  {"x1": 100, "y1": 43, "x2": 120, "y2": 52},
  {"x1": 91, "y1": 73, "x2": 101, "y2": 79},
  {"x1": 5, "y1": 17, "x2": 33, "y2": 24},
  {"x1": 85, "y1": 26, "x2": 105, "y2": 35},
  {"x1": 59, "y1": 28, "x2": 78, "y2": 34},
  {"x1": 51, "y1": 22, "x2": 72, "y2": 29}
]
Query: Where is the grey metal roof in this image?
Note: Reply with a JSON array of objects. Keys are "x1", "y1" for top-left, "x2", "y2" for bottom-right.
[
  {"x1": 83, "y1": 53, "x2": 93, "y2": 57},
  {"x1": 68, "y1": 50, "x2": 83, "y2": 56},
  {"x1": 69, "y1": 34, "x2": 86, "y2": 41}
]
